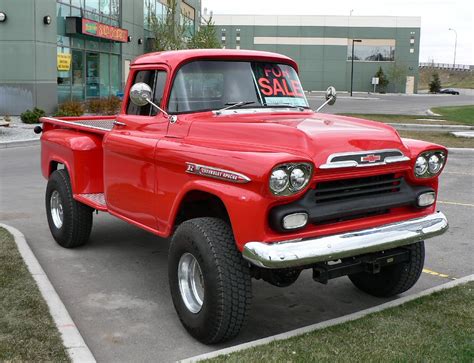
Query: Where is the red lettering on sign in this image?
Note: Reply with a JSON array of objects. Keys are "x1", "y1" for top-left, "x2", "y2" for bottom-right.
[
  {"x1": 290, "y1": 80, "x2": 304, "y2": 97},
  {"x1": 282, "y1": 79, "x2": 295, "y2": 96},
  {"x1": 272, "y1": 79, "x2": 285, "y2": 95},
  {"x1": 272, "y1": 66, "x2": 282, "y2": 78},
  {"x1": 264, "y1": 65, "x2": 273, "y2": 78},
  {"x1": 258, "y1": 78, "x2": 273, "y2": 96}
]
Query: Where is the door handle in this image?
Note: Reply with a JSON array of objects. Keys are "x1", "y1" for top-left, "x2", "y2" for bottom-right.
[{"x1": 113, "y1": 120, "x2": 127, "y2": 127}]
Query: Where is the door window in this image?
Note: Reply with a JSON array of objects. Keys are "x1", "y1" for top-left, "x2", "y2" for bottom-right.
[{"x1": 126, "y1": 70, "x2": 167, "y2": 116}]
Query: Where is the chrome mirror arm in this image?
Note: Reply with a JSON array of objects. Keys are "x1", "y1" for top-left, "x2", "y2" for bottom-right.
[
  {"x1": 145, "y1": 98, "x2": 178, "y2": 124},
  {"x1": 316, "y1": 97, "x2": 335, "y2": 112}
]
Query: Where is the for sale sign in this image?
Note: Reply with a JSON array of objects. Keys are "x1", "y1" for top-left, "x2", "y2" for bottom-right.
[{"x1": 252, "y1": 63, "x2": 307, "y2": 107}]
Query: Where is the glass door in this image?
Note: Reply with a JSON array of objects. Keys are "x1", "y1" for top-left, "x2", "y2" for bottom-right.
[{"x1": 86, "y1": 52, "x2": 100, "y2": 99}]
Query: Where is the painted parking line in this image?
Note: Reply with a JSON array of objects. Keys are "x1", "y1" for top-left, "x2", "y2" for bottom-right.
[
  {"x1": 438, "y1": 200, "x2": 474, "y2": 207},
  {"x1": 423, "y1": 268, "x2": 457, "y2": 280}
]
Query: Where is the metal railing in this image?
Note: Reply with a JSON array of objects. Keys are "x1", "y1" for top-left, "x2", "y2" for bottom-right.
[{"x1": 419, "y1": 62, "x2": 472, "y2": 71}]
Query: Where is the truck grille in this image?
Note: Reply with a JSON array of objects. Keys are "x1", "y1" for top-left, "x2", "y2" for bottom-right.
[{"x1": 314, "y1": 174, "x2": 402, "y2": 204}]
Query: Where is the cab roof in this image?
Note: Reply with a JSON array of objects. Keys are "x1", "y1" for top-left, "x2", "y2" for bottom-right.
[{"x1": 131, "y1": 49, "x2": 299, "y2": 72}]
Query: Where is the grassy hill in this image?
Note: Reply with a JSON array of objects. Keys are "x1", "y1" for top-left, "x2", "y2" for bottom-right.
[{"x1": 419, "y1": 68, "x2": 474, "y2": 90}]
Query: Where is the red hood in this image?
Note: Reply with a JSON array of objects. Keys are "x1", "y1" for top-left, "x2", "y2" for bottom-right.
[{"x1": 186, "y1": 111, "x2": 409, "y2": 167}]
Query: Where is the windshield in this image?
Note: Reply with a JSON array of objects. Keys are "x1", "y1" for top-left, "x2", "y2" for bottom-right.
[{"x1": 168, "y1": 60, "x2": 309, "y2": 114}]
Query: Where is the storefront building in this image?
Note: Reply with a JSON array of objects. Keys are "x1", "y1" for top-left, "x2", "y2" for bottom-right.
[
  {"x1": 212, "y1": 15, "x2": 421, "y2": 93},
  {"x1": 0, "y1": 0, "x2": 201, "y2": 115}
]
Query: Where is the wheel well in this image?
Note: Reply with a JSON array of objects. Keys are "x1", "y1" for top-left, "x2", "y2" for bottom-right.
[
  {"x1": 49, "y1": 160, "x2": 65, "y2": 175},
  {"x1": 174, "y1": 191, "x2": 230, "y2": 227}
]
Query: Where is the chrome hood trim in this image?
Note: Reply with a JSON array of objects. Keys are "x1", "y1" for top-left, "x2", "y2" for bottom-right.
[
  {"x1": 320, "y1": 149, "x2": 410, "y2": 169},
  {"x1": 243, "y1": 212, "x2": 448, "y2": 268}
]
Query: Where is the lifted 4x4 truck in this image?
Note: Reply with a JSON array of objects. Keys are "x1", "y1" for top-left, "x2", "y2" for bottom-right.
[{"x1": 38, "y1": 49, "x2": 448, "y2": 344}]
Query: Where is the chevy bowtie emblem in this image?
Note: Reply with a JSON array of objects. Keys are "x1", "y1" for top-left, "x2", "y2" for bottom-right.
[{"x1": 361, "y1": 154, "x2": 381, "y2": 163}]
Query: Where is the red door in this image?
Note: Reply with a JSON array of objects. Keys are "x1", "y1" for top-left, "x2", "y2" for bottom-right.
[{"x1": 103, "y1": 69, "x2": 168, "y2": 231}]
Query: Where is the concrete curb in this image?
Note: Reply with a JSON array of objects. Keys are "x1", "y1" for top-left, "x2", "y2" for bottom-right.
[
  {"x1": 388, "y1": 123, "x2": 474, "y2": 132},
  {"x1": 0, "y1": 138, "x2": 40, "y2": 149},
  {"x1": 448, "y1": 147, "x2": 474, "y2": 153},
  {"x1": 0, "y1": 224, "x2": 96, "y2": 363},
  {"x1": 181, "y1": 274, "x2": 474, "y2": 363}
]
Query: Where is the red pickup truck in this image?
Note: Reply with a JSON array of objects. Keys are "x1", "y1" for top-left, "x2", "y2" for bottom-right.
[{"x1": 39, "y1": 49, "x2": 448, "y2": 344}]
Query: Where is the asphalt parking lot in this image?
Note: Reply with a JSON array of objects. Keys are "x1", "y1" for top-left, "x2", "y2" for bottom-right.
[{"x1": 0, "y1": 144, "x2": 472, "y2": 362}]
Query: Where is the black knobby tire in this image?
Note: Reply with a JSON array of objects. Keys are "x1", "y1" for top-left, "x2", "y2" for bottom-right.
[
  {"x1": 348, "y1": 241, "x2": 425, "y2": 297},
  {"x1": 45, "y1": 169, "x2": 93, "y2": 248},
  {"x1": 168, "y1": 217, "x2": 252, "y2": 344}
]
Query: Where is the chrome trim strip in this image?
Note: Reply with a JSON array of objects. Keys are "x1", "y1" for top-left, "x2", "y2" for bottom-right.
[
  {"x1": 243, "y1": 212, "x2": 448, "y2": 268},
  {"x1": 212, "y1": 107, "x2": 307, "y2": 116},
  {"x1": 186, "y1": 162, "x2": 251, "y2": 184},
  {"x1": 319, "y1": 149, "x2": 409, "y2": 169}
]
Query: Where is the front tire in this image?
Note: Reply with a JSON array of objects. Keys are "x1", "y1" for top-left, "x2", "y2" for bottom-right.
[
  {"x1": 168, "y1": 217, "x2": 252, "y2": 344},
  {"x1": 45, "y1": 169, "x2": 93, "y2": 248},
  {"x1": 348, "y1": 242, "x2": 425, "y2": 297}
]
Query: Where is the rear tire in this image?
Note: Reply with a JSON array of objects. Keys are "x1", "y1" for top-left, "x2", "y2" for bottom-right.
[
  {"x1": 168, "y1": 217, "x2": 252, "y2": 344},
  {"x1": 348, "y1": 242, "x2": 425, "y2": 297},
  {"x1": 45, "y1": 169, "x2": 93, "y2": 248}
]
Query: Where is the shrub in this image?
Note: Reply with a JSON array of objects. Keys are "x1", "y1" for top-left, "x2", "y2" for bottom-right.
[
  {"x1": 55, "y1": 101, "x2": 85, "y2": 117},
  {"x1": 429, "y1": 73, "x2": 442, "y2": 93},
  {"x1": 374, "y1": 66, "x2": 389, "y2": 93},
  {"x1": 20, "y1": 107, "x2": 46, "y2": 124},
  {"x1": 86, "y1": 96, "x2": 122, "y2": 115}
]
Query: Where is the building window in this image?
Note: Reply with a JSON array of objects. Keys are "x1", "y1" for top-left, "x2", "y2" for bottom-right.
[
  {"x1": 221, "y1": 28, "x2": 226, "y2": 48},
  {"x1": 144, "y1": 0, "x2": 170, "y2": 31},
  {"x1": 236, "y1": 28, "x2": 241, "y2": 49},
  {"x1": 59, "y1": 0, "x2": 119, "y2": 26},
  {"x1": 348, "y1": 45, "x2": 395, "y2": 62}
]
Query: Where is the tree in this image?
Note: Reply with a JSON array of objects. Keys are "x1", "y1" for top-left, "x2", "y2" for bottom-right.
[
  {"x1": 429, "y1": 73, "x2": 441, "y2": 93},
  {"x1": 374, "y1": 66, "x2": 389, "y2": 93},
  {"x1": 387, "y1": 63, "x2": 407, "y2": 93},
  {"x1": 187, "y1": 15, "x2": 220, "y2": 49},
  {"x1": 150, "y1": 0, "x2": 188, "y2": 51}
]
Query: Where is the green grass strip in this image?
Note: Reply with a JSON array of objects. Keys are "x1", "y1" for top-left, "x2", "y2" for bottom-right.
[
  {"x1": 206, "y1": 282, "x2": 474, "y2": 362},
  {"x1": 0, "y1": 227, "x2": 70, "y2": 361}
]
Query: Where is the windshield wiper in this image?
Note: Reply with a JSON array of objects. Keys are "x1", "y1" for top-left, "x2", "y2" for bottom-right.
[
  {"x1": 270, "y1": 104, "x2": 307, "y2": 111},
  {"x1": 215, "y1": 101, "x2": 257, "y2": 115}
]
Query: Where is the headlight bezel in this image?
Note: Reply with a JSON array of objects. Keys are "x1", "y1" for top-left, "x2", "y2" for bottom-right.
[
  {"x1": 269, "y1": 162, "x2": 313, "y2": 196},
  {"x1": 414, "y1": 150, "x2": 446, "y2": 178}
]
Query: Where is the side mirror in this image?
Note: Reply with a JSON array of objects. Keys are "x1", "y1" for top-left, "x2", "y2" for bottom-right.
[
  {"x1": 130, "y1": 82, "x2": 153, "y2": 107},
  {"x1": 129, "y1": 82, "x2": 178, "y2": 124},
  {"x1": 325, "y1": 86, "x2": 337, "y2": 105},
  {"x1": 316, "y1": 86, "x2": 337, "y2": 112}
]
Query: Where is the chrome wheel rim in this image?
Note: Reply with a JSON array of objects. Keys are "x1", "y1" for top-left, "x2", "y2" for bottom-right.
[
  {"x1": 178, "y1": 253, "x2": 204, "y2": 313},
  {"x1": 50, "y1": 190, "x2": 64, "y2": 229}
]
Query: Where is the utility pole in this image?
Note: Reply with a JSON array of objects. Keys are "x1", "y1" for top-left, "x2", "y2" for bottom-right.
[
  {"x1": 448, "y1": 28, "x2": 457, "y2": 68},
  {"x1": 350, "y1": 39, "x2": 362, "y2": 97}
]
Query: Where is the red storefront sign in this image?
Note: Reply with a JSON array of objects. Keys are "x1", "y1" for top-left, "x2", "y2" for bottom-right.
[{"x1": 81, "y1": 18, "x2": 128, "y2": 43}]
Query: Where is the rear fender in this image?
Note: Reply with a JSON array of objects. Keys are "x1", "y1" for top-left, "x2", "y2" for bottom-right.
[{"x1": 41, "y1": 129, "x2": 104, "y2": 194}]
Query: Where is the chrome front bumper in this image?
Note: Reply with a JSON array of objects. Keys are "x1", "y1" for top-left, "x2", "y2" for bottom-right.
[{"x1": 243, "y1": 212, "x2": 448, "y2": 269}]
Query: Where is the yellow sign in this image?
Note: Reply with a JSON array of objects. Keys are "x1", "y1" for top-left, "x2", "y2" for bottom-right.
[{"x1": 57, "y1": 53, "x2": 72, "y2": 71}]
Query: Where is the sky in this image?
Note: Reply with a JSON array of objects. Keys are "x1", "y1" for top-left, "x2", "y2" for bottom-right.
[{"x1": 202, "y1": 0, "x2": 474, "y2": 65}]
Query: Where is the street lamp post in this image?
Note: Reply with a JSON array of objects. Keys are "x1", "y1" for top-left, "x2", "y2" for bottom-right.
[
  {"x1": 350, "y1": 39, "x2": 362, "y2": 97},
  {"x1": 448, "y1": 28, "x2": 457, "y2": 68}
]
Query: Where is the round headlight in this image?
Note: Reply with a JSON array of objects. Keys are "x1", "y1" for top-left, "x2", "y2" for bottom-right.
[
  {"x1": 415, "y1": 156, "x2": 428, "y2": 176},
  {"x1": 270, "y1": 169, "x2": 289, "y2": 194},
  {"x1": 428, "y1": 154, "x2": 442, "y2": 174},
  {"x1": 290, "y1": 168, "x2": 307, "y2": 190}
]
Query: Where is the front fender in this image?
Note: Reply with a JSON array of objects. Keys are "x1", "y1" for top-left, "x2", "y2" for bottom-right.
[{"x1": 166, "y1": 180, "x2": 268, "y2": 251}]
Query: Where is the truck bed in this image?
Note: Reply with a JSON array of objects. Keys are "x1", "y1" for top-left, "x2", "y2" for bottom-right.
[{"x1": 40, "y1": 115, "x2": 116, "y2": 134}]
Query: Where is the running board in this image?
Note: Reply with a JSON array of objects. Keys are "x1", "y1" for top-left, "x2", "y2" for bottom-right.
[{"x1": 74, "y1": 193, "x2": 107, "y2": 211}]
